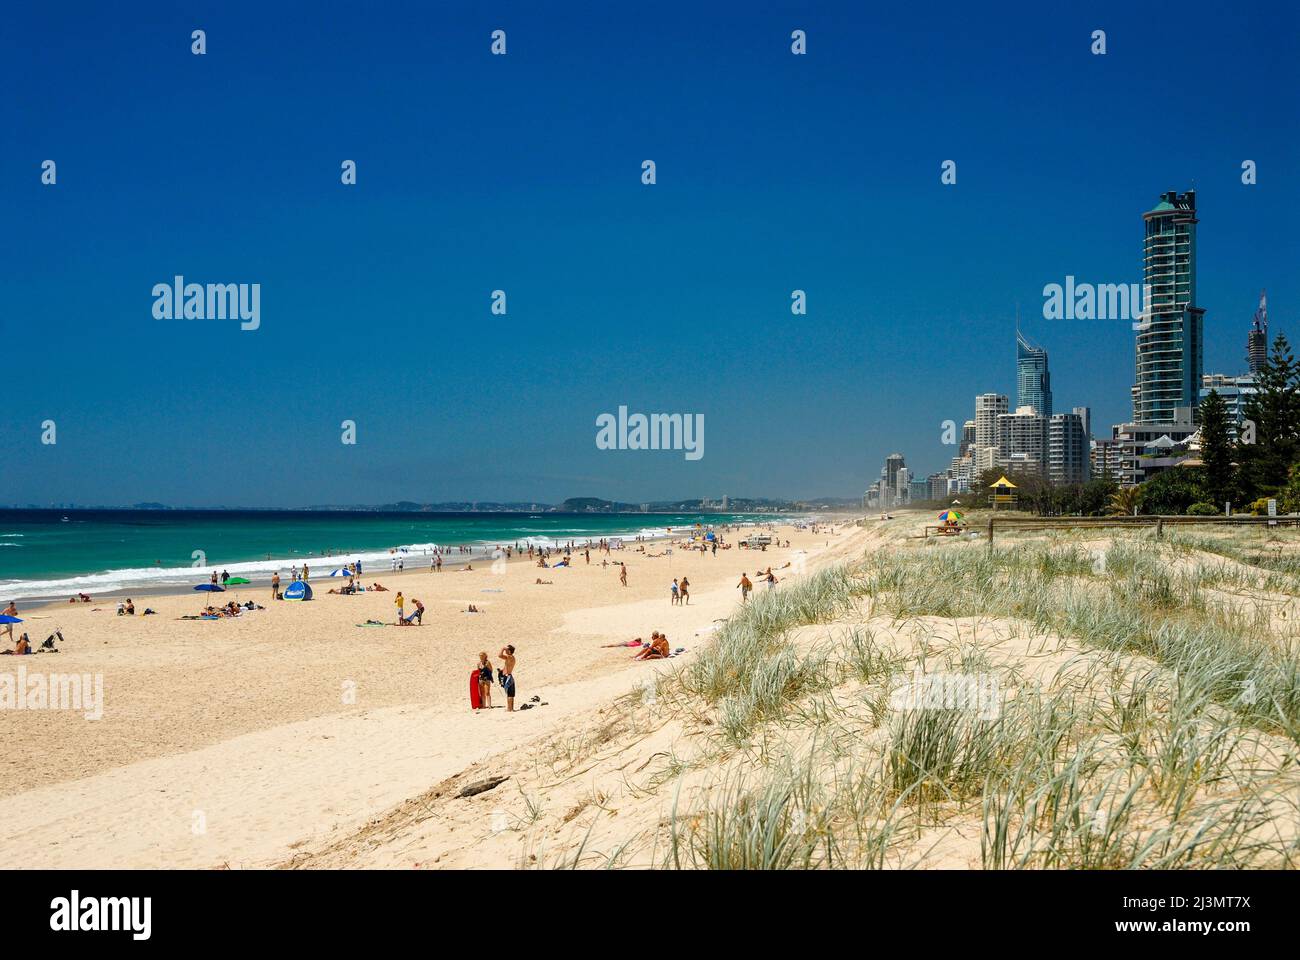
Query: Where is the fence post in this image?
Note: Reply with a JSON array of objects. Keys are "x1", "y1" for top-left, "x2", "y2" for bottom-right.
[
  {"x1": 987, "y1": 517, "x2": 994, "y2": 556},
  {"x1": 1156, "y1": 517, "x2": 1163, "y2": 541}
]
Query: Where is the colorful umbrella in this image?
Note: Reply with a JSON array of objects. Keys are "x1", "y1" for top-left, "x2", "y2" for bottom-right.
[{"x1": 938, "y1": 510, "x2": 964, "y2": 522}]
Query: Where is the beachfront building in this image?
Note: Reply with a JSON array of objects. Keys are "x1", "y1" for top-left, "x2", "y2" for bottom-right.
[
  {"x1": 1111, "y1": 415, "x2": 1198, "y2": 486},
  {"x1": 996, "y1": 406, "x2": 1047, "y2": 477},
  {"x1": 945, "y1": 454, "x2": 974, "y2": 495},
  {"x1": 1200, "y1": 373, "x2": 1257, "y2": 437},
  {"x1": 1091, "y1": 438, "x2": 1123, "y2": 482},
  {"x1": 909, "y1": 479, "x2": 930, "y2": 503},
  {"x1": 975, "y1": 394, "x2": 1009, "y2": 450},
  {"x1": 1134, "y1": 190, "x2": 1204, "y2": 425},
  {"x1": 928, "y1": 473, "x2": 948, "y2": 500},
  {"x1": 1016, "y1": 330, "x2": 1052, "y2": 418},
  {"x1": 1047, "y1": 412, "x2": 1089, "y2": 485}
]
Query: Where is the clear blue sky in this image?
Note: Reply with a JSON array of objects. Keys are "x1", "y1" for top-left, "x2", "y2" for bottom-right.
[{"x1": 2, "y1": 1, "x2": 1296, "y2": 507}]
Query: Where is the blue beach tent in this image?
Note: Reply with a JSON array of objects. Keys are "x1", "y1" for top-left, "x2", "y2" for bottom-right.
[{"x1": 283, "y1": 580, "x2": 313, "y2": 601}]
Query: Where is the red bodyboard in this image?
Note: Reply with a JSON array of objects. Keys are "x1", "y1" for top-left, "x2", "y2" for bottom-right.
[{"x1": 470, "y1": 670, "x2": 482, "y2": 710}]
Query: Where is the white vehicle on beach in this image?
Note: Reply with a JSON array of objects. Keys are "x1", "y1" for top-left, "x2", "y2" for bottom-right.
[{"x1": 740, "y1": 534, "x2": 772, "y2": 548}]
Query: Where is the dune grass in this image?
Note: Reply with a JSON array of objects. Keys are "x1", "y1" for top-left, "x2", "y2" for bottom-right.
[{"x1": 627, "y1": 528, "x2": 1300, "y2": 869}]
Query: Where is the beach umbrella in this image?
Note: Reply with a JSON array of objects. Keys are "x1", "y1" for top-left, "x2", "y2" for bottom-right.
[
  {"x1": 223, "y1": 576, "x2": 250, "y2": 602},
  {"x1": 193, "y1": 584, "x2": 225, "y2": 606},
  {"x1": 938, "y1": 510, "x2": 964, "y2": 522}
]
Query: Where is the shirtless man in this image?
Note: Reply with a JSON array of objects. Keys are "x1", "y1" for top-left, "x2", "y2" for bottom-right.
[
  {"x1": 737, "y1": 573, "x2": 753, "y2": 603},
  {"x1": 2, "y1": 601, "x2": 16, "y2": 643},
  {"x1": 498, "y1": 645, "x2": 517, "y2": 712},
  {"x1": 619, "y1": 563, "x2": 628, "y2": 587}
]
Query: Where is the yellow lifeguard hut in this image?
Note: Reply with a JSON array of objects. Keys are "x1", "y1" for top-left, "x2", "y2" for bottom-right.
[{"x1": 989, "y1": 475, "x2": 1018, "y2": 509}]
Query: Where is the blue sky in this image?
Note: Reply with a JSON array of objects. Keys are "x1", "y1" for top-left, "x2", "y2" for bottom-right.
[{"x1": 2, "y1": 1, "x2": 1297, "y2": 507}]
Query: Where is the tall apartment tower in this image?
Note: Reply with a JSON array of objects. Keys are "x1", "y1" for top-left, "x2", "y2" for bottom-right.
[
  {"x1": 1134, "y1": 190, "x2": 1204, "y2": 424},
  {"x1": 1016, "y1": 330, "x2": 1052, "y2": 418},
  {"x1": 1048, "y1": 412, "x2": 1088, "y2": 485},
  {"x1": 1248, "y1": 290, "x2": 1268, "y2": 373},
  {"x1": 997, "y1": 407, "x2": 1047, "y2": 475},
  {"x1": 974, "y1": 394, "x2": 1009, "y2": 450}
]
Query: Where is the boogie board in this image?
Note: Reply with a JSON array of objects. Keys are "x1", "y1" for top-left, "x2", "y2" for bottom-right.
[{"x1": 470, "y1": 670, "x2": 482, "y2": 710}]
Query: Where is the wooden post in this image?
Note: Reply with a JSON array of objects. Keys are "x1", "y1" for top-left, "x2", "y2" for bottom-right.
[
  {"x1": 1156, "y1": 517, "x2": 1163, "y2": 541},
  {"x1": 987, "y1": 517, "x2": 994, "y2": 555}
]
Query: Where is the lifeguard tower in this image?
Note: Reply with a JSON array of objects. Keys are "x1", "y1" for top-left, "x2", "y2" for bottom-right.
[{"x1": 989, "y1": 475, "x2": 1018, "y2": 510}]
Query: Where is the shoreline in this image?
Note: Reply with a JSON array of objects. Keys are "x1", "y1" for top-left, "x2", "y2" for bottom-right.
[{"x1": 5, "y1": 518, "x2": 801, "y2": 609}]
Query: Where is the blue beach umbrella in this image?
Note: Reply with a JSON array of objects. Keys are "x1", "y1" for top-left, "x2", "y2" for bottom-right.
[{"x1": 193, "y1": 584, "x2": 225, "y2": 594}]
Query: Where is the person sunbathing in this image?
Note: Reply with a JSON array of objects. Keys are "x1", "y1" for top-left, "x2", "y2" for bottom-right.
[
  {"x1": 634, "y1": 632, "x2": 670, "y2": 660},
  {"x1": 535, "y1": 578, "x2": 553, "y2": 584},
  {"x1": 370, "y1": 583, "x2": 388, "y2": 591},
  {"x1": 2, "y1": 633, "x2": 31, "y2": 655}
]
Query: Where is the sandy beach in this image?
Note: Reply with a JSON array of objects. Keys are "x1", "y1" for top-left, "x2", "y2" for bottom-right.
[{"x1": 0, "y1": 520, "x2": 860, "y2": 868}]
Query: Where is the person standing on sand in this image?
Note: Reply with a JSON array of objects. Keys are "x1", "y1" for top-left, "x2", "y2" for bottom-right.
[
  {"x1": 671, "y1": 579, "x2": 680, "y2": 605},
  {"x1": 303, "y1": 564, "x2": 310, "y2": 581},
  {"x1": 271, "y1": 572, "x2": 280, "y2": 599},
  {"x1": 737, "y1": 573, "x2": 753, "y2": 603},
  {"x1": 394, "y1": 591, "x2": 404, "y2": 624},
  {"x1": 619, "y1": 563, "x2": 628, "y2": 587},
  {"x1": 680, "y1": 577, "x2": 690, "y2": 604},
  {"x1": 2, "y1": 601, "x2": 16, "y2": 643},
  {"x1": 498, "y1": 645, "x2": 517, "y2": 712},
  {"x1": 476, "y1": 652, "x2": 494, "y2": 709}
]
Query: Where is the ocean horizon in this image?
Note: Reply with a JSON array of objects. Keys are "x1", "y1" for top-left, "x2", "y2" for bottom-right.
[{"x1": 0, "y1": 508, "x2": 798, "y2": 600}]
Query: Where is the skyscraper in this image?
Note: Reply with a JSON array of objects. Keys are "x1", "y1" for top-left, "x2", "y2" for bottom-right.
[
  {"x1": 1248, "y1": 290, "x2": 1268, "y2": 373},
  {"x1": 974, "y1": 394, "x2": 1009, "y2": 450},
  {"x1": 1134, "y1": 190, "x2": 1204, "y2": 424},
  {"x1": 1016, "y1": 330, "x2": 1052, "y2": 418}
]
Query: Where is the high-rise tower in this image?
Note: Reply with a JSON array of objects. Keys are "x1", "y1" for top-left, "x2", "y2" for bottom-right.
[
  {"x1": 1248, "y1": 290, "x2": 1268, "y2": 373},
  {"x1": 1016, "y1": 329, "x2": 1052, "y2": 418},
  {"x1": 1134, "y1": 190, "x2": 1204, "y2": 424}
]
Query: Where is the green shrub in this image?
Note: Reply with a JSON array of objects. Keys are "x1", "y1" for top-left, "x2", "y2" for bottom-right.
[{"x1": 1186, "y1": 502, "x2": 1219, "y2": 516}]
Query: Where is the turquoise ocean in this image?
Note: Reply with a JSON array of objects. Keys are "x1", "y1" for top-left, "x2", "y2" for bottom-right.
[{"x1": 0, "y1": 509, "x2": 785, "y2": 600}]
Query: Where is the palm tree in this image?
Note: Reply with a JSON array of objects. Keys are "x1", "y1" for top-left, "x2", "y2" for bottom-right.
[{"x1": 1108, "y1": 486, "x2": 1141, "y2": 516}]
